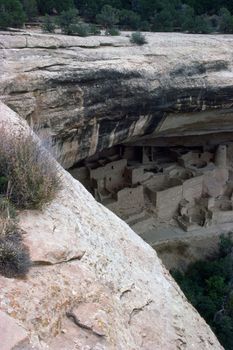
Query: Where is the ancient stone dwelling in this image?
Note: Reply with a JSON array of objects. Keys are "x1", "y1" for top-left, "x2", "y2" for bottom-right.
[{"x1": 70, "y1": 143, "x2": 233, "y2": 231}]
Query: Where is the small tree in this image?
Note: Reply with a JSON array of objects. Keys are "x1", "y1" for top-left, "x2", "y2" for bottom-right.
[
  {"x1": 193, "y1": 16, "x2": 212, "y2": 34},
  {"x1": 119, "y1": 9, "x2": 141, "y2": 30},
  {"x1": 21, "y1": 0, "x2": 38, "y2": 20},
  {"x1": 75, "y1": 0, "x2": 100, "y2": 21},
  {"x1": 37, "y1": 0, "x2": 74, "y2": 15},
  {"x1": 57, "y1": 8, "x2": 79, "y2": 35},
  {"x1": 42, "y1": 14, "x2": 55, "y2": 33},
  {"x1": 130, "y1": 31, "x2": 147, "y2": 45},
  {"x1": 153, "y1": 7, "x2": 175, "y2": 32},
  {"x1": 219, "y1": 7, "x2": 233, "y2": 33},
  {"x1": 96, "y1": 5, "x2": 119, "y2": 29},
  {"x1": 0, "y1": 0, "x2": 26, "y2": 29},
  {"x1": 140, "y1": 20, "x2": 151, "y2": 31},
  {"x1": 177, "y1": 5, "x2": 196, "y2": 32}
]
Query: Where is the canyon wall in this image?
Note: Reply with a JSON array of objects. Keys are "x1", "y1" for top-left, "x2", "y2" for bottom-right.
[
  {"x1": 0, "y1": 101, "x2": 224, "y2": 349},
  {"x1": 1, "y1": 30, "x2": 232, "y2": 349},
  {"x1": 1, "y1": 31, "x2": 233, "y2": 168}
]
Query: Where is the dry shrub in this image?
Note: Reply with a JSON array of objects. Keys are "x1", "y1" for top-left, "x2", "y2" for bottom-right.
[
  {"x1": 0, "y1": 238, "x2": 31, "y2": 278},
  {"x1": 130, "y1": 31, "x2": 147, "y2": 45},
  {"x1": 0, "y1": 124, "x2": 60, "y2": 277},
  {"x1": 0, "y1": 125, "x2": 60, "y2": 210},
  {"x1": 0, "y1": 197, "x2": 31, "y2": 278}
]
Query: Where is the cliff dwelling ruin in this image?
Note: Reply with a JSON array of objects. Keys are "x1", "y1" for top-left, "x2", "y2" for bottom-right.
[{"x1": 69, "y1": 141, "x2": 233, "y2": 252}]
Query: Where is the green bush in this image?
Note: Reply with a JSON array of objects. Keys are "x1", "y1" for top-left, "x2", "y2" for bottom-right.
[
  {"x1": 42, "y1": 14, "x2": 55, "y2": 32},
  {"x1": 74, "y1": 0, "x2": 100, "y2": 21},
  {"x1": 0, "y1": 127, "x2": 60, "y2": 210},
  {"x1": 139, "y1": 20, "x2": 151, "y2": 31},
  {"x1": 193, "y1": 15, "x2": 212, "y2": 33},
  {"x1": 21, "y1": 0, "x2": 38, "y2": 20},
  {"x1": 130, "y1": 31, "x2": 147, "y2": 45},
  {"x1": 96, "y1": 5, "x2": 119, "y2": 28},
  {"x1": 172, "y1": 234, "x2": 233, "y2": 350},
  {"x1": 0, "y1": 0, "x2": 26, "y2": 29},
  {"x1": 119, "y1": 9, "x2": 141, "y2": 30},
  {"x1": 219, "y1": 234, "x2": 233, "y2": 256},
  {"x1": 219, "y1": 7, "x2": 233, "y2": 33},
  {"x1": 89, "y1": 23, "x2": 101, "y2": 35},
  {"x1": 105, "y1": 27, "x2": 120, "y2": 36},
  {"x1": 70, "y1": 22, "x2": 90, "y2": 36},
  {"x1": 57, "y1": 8, "x2": 79, "y2": 35},
  {"x1": 37, "y1": 0, "x2": 74, "y2": 15},
  {"x1": 177, "y1": 5, "x2": 196, "y2": 32}
]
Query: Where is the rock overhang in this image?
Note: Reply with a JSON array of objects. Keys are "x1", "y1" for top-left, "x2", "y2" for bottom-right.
[{"x1": 1, "y1": 31, "x2": 233, "y2": 168}]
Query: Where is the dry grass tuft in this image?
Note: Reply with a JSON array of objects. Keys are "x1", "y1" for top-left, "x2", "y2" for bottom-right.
[{"x1": 0, "y1": 125, "x2": 60, "y2": 210}]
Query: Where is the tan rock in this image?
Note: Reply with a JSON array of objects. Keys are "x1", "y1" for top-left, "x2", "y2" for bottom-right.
[
  {"x1": 67, "y1": 302, "x2": 109, "y2": 337},
  {"x1": 0, "y1": 311, "x2": 29, "y2": 350}
]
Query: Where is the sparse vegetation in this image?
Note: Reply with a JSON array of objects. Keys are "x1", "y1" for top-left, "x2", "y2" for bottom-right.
[
  {"x1": 70, "y1": 22, "x2": 90, "y2": 36},
  {"x1": 42, "y1": 14, "x2": 55, "y2": 33},
  {"x1": 89, "y1": 23, "x2": 101, "y2": 35},
  {"x1": 105, "y1": 27, "x2": 120, "y2": 36},
  {"x1": 0, "y1": 206, "x2": 31, "y2": 278},
  {"x1": 0, "y1": 127, "x2": 60, "y2": 210},
  {"x1": 130, "y1": 31, "x2": 147, "y2": 45},
  {"x1": 0, "y1": 197, "x2": 31, "y2": 278},
  {"x1": 57, "y1": 8, "x2": 79, "y2": 35},
  {"x1": 0, "y1": 126, "x2": 60, "y2": 278},
  {"x1": 0, "y1": 237, "x2": 31, "y2": 278},
  {"x1": 96, "y1": 5, "x2": 119, "y2": 29},
  {"x1": 172, "y1": 234, "x2": 233, "y2": 350}
]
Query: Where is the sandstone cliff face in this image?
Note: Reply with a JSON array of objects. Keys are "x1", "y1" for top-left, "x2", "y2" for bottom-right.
[
  {"x1": 0, "y1": 102, "x2": 223, "y2": 349},
  {"x1": 1, "y1": 31, "x2": 233, "y2": 168}
]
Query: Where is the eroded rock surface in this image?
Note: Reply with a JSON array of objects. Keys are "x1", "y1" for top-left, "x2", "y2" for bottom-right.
[
  {"x1": 1, "y1": 31, "x2": 233, "y2": 168},
  {"x1": 0, "y1": 102, "x2": 223, "y2": 349}
]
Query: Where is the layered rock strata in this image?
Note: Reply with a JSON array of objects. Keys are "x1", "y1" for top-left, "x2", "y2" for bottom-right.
[{"x1": 1, "y1": 31, "x2": 233, "y2": 168}]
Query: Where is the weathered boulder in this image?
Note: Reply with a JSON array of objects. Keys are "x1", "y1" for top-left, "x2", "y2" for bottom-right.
[
  {"x1": 1, "y1": 31, "x2": 233, "y2": 167},
  {"x1": 0, "y1": 102, "x2": 223, "y2": 349}
]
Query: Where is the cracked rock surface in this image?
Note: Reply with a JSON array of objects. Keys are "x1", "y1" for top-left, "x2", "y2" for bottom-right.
[{"x1": 0, "y1": 102, "x2": 223, "y2": 349}]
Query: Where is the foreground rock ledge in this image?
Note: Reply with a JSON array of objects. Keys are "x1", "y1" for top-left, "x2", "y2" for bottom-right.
[{"x1": 0, "y1": 102, "x2": 223, "y2": 349}]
